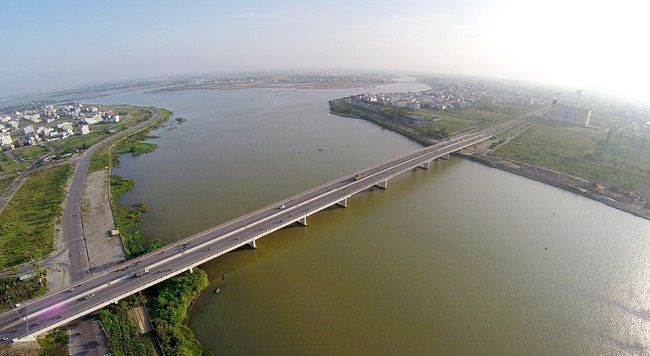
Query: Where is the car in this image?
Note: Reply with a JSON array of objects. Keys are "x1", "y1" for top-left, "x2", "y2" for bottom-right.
[
  {"x1": 82, "y1": 293, "x2": 95, "y2": 300},
  {"x1": 279, "y1": 204, "x2": 286, "y2": 209}
]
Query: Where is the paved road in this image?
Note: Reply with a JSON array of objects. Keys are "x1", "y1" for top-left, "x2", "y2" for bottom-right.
[
  {"x1": 62, "y1": 108, "x2": 164, "y2": 355},
  {"x1": 0, "y1": 129, "x2": 494, "y2": 345}
]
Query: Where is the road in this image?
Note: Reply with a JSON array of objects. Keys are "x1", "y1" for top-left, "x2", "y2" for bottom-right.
[
  {"x1": 62, "y1": 108, "x2": 164, "y2": 355},
  {"x1": 0, "y1": 128, "x2": 494, "y2": 345}
]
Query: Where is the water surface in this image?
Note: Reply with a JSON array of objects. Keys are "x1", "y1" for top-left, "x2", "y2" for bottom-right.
[{"x1": 89, "y1": 83, "x2": 650, "y2": 355}]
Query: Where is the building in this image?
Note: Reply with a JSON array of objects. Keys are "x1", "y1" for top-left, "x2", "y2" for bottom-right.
[
  {"x1": 80, "y1": 124, "x2": 90, "y2": 135},
  {"x1": 0, "y1": 134, "x2": 13, "y2": 148},
  {"x1": 546, "y1": 100, "x2": 591, "y2": 126},
  {"x1": 23, "y1": 125, "x2": 35, "y2": 136},
  {"x1": 58, "y1": 122, "x2": 73, "y2": 131}
]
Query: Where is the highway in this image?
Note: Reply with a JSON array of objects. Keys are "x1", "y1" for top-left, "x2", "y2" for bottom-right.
[{"x1": 0, "y1": 129, "x2": 492, "y2": 344}]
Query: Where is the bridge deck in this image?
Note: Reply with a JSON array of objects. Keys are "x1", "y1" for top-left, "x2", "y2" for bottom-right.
[{"x1": 0, "y1": 131, "x2": 491, "y2": 343}]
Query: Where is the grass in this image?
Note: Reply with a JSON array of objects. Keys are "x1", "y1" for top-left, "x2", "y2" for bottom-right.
[
  {"x1": 99, "y1": 297, "x2": 157, "y2": 356},
  {"x1": 37, "y1": 329, "x2": 68, "y2": 355},
  {"x1": 0, "y1": 175, "x2": 15, "y2": 196},
  {"x1": 49, "y1": 131, "x2": 109, "y2": 158},
  {"x1": 0, "y1": 152, "x2": 29, "y2": 175},
  {"x1": 492, "y1": 121, "x2": 650, "y2": 190},
  {"x1": 109, "y1": 175, "x2": 149, "y2": 257},
  {"x1": 329, "y1": 99, "x2": 433, "y2": 145},
  {"x1": 0, "y1": 270, "x2": 47, "y2": 313},
  {"x1": 89, "y1": 108, "x2": 171, "y2": 172},
  {"x1": 14, "y1": 145, "x2": 50, "y2": 161},
  {"x1": 0, "y1": 164, "x2": 72, "y2": 269},
  {"x1": 148, "y1": 269, "x2": 210, "y2": 356},
  {"x1": 115, "y1": 131, "x2": 158, "y2": 157}
]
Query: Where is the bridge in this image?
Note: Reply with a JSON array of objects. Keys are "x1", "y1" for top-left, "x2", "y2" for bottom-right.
[{"x1": 0, "y1": 130, "x2": 493, "y2": 344}]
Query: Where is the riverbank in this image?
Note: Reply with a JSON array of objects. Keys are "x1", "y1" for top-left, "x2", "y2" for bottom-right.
[
  {"x1": 329, "y1": 99, "x2": 650, "y2": 220},
  {"x1": 96, "y1": 107, "x2": 213, "y2": 355},
  {"x1": 460, "y1": 153, "x2": 650, "y2": 220}
]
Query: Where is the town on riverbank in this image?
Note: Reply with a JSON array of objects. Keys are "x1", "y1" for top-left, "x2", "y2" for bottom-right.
[
  {"x1": 1, "y1": 73, "x2": 649, "y2": 355},
  {"x1": 329, "y1": 77, "x2": 650, "y2": 220},
  {"x1": 0, "y1": 103, "x2": 210, "y2": 355}
]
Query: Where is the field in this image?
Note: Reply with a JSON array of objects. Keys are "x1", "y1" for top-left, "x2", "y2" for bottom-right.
[
  {"x1": 0, "y1": 175, "x2": 15, "y2": 196},
  {"x1": 0, "y1": 270, "x2": 47, "y2": 312},
  {"x1": 0, "y1": 152, "x2": 29, "y2": 174},
  {"x1": 0, "y1": 164, "x2": 72, "y2": 269},
  {"x1": 37, "y1": 329, "x2": 68, "y2": 355},
  {"x1": 14, "y1": 145, "x2": 51, "y2": 161},
  {"x1": 492, "y1": 121, "x2": 650, "y2": 190},
  {"x1": 330, "y1": 99, "x2": 541, "y2": 145}
]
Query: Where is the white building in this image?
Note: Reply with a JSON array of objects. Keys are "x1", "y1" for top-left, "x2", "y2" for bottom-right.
[
  {"x1": 83, "y1": 114, "x2": 103, "y2": 125},
  {"x1": 8, "y1": 121, "x2": 19, "y2": 129},
  {"x1": 24, "y1": 125, "x2": 35, "y2": 136},
  {"x1": 546, "y1": 100, "x2": 591, "y2": 126},
  {"x1": 80, "y1": 124, "x2": 90, "y2": 135},
  {"x1": 57, "y1": 122, "x2": 73, "y2": 131},
  {"x1": 0, "y1": 134, "x2": 13, "y2": 148}
]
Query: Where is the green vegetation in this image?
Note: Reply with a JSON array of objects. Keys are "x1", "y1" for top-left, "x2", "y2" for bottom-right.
[
  {"x1": 89, "y1": 108, "x2": 172, "y2": 172},
  {"x1": 115, "y1": 131, "x2": 158, "y2": 156},
  {"x1": 109, "y1": 175, "x2": 151, "y2": 257},
  {"x1": 99, "y1": 297, "x2": 157, "y2": 356},
  {"x1": 329, "y1": 99, "x2": 432, "y2": 145},
  {"x1": 14, "y1": 145, "x2": 50, "y2": 161},
  {"x1": 149, "y1": 270, "x2": 210, "y2": 356},
  {"x1": 0, "y1": 175, "x2": 15, "y2": 196},
  {"x1": 0, "y1": 269, "x2": 46, "y2": 312},
  {"x1": 37, "y1": 329, "x2": 68, "y2": 356},
  {"x1": 0, "y1": 152, "x2": 30, "y2": 174},
  {"x1": 49, "y1": 131, "x2": 108, "y2": 158},
  {"x1": 0, "y1": 165, "x2": 72, "y2": 269},
  {"x1": 329, "y1": 99, "x2": 534, "y2": 146},
  {"x1": 492, "y1": 121, "x2": 650, "y2": 189}
]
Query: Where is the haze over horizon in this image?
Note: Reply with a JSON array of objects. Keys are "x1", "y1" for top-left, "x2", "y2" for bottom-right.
[{"x1": 2, "y1": 0, "x2": 648, "y2": 103}]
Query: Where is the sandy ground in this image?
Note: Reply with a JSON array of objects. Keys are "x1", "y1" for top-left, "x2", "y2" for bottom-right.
[
  {"x1": 81, "y1": 170, "x2": 125, "y2": 272},
  {"x1": 0, "y1": 341, "x2": 40, "y2": 355}
]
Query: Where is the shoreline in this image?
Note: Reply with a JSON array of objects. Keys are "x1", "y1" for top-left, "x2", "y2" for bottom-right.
[
  {"x1": 329, "y1": 102, "x2": 650, "y2": 221},
  {"x1": 101, "y1": 106, "x2": 212, "y2": 354},
  {"x1": 458, "y1": 153, "x2": 650, "y2": 220}
]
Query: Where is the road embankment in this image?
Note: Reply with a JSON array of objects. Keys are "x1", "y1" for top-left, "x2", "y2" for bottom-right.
[
  {"x1": 459, "y1": 153, "x2": 650, "y2": 220},
  {"x1": 329, "y1": 99, "x2": 650, "y2": 220}
]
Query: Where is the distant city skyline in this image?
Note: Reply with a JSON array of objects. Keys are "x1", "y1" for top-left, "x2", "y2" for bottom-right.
[{"x1": 2, "y1": 0, "x2": 648, "y2": 104}]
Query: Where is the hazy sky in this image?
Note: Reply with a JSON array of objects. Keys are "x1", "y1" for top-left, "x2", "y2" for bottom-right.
[{"x1": 2, "y1": 0, "x2": 648, "y2": 102}]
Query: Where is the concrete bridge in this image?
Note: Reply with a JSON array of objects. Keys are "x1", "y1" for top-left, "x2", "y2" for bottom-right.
[{"x1": 0, "y1": 130, "x2": 493, "y2": 344}]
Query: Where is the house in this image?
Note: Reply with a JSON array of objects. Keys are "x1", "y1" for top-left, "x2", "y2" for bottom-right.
[
  {"x1": 80, "y1": 124, "x2": 90, "y2": 135},
  {"x1": 23, "y1": 125, "x2": 35, "y2": 136},
  {"x1": 57, "y1": 122, "x2": 73, "y2": 131},
  {"x1": 545, "y1": 100, "x2": 591, "y2": 126},
  {"x1": 0, "y1": 134, "x2": 13, "y2": 148},
  {"x1": 83, "y1": 114, "x2": 103, "y2": 125}
]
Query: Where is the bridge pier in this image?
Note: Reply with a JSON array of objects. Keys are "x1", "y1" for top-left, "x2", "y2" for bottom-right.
[
  {"x1": 439, "y1": 153, "x2": 450, "y2": 160},
  {"x1": 336, "y1": 198, "x2": 348, "y2": 208},
  {"x1": 188, "y1": 267, "x2": 193, "y2": 273},
  {"x1": 248, "y1": 240, "x2": 257, "y2": 249},
  {"x1": 297, "y1": 217, "x2": 307, "y2": 226},
  {"x1": 418, "y1": 161, "x2": 430, "y2": 170},
  {"x1": 375, "y1": 180, "x2": 388, "y2": 189}
]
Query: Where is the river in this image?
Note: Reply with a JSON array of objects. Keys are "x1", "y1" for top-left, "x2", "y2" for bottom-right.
[{"x1": 87, "y1": 80, "x2": 649, "y2": 355}]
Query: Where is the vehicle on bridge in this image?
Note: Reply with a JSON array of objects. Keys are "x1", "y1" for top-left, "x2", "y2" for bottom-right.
[
  {"x1": 135, "y1": 267, "x2": 150, "y2": 277},
  {"x1": 354, "y1": 172, "x2": 366, "y2": 180}
]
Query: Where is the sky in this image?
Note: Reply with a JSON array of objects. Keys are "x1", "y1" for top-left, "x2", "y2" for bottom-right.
[{"x1": 1, "y1": 0, "x2": 649, "y2": 103}]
